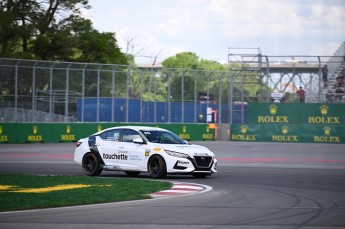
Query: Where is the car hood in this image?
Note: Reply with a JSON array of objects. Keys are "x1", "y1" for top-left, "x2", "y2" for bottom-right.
[{"x1": 154, "y1": 143, "x2": 214, "y2": 157}]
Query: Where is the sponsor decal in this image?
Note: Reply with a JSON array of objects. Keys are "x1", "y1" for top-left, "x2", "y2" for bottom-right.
[
  {"x1": 308, "y1": 105, "x2": 341, "y2": 124},
  {"x1": 33, "y1": 125, "x2": 37, "y2": 134},
  {"x1": 257, "y1": 104, "x2": 288, "y2": 123},
  {"x1": 203, "y1": 126, "x2": 213, "y2": 139},
  {"x1": 153, "y1": 148, "x2": 161, "y2": 151},
  {"x1": 60, "y1": 125, "x2": 76, "y2": 141},
  {"x1": 320, "y1": 105, "x2": 329, "y2": 115},
  {"x1": 179, "y1": 125, "x2": 190, "y2": 139},
  {"x1": 61, "y1": 134, "x2": 75, "y2": 141},
  {"x1": 309, "y1": 117, "x2": 340, "y2": 124},
  {"x1": 272, "y1": 126, "x2": 298, "y2": 142},
  {"x1": 183, "y1": 125, "x2": 187, "y2": 133},
  {"x1": 129, "y1": 152, "x2": 142, "y2": 161},
  {"x1": 0, "y1": 135, "x2": 8, "y2": 142},
  {"x1": 231, "y1": 125, "x2": 257, "y2": 141},
  {"x1": 269, "y1": 104, "x2": 278, "y2": 115},
  {"x1": 103, "y1": 152, "x2": 128, "y2": 160},
  {"x1": 27, "y1": 135, "x2": 43, "y2": 141},
  {"x1": 313, "y1": 126, "x2": 341, "y2": 143},
  {"x1": 323, "y1": 126, "x2": 331, "y2": 135},
  {"x1": 145, "y1": 149, "x2": 150, "y2": 157},
  {"x1": 232, "y1": 134, "x2": 256, "y2": 141},
  {"x1": 27, "y1": 126, "x2": 43, "y2": 142},
  {"x1": 202, "y1": 133, "x2": 213, "y2": 139},
  {"x1": 258, "y1": 116, "x2": 288, "y2": 123},
  {"x1": 179, "y1": 134, "x2": 190, "y2": 139},
  {"x1": 0, "y1": 126, "x2": 8, "y2": 142}
]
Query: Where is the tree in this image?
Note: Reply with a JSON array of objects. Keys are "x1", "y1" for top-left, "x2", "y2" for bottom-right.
[
  {"x1": 161, "y1": 52, "x2": 228, "y2": 102},
  {"x1": 162, "y1": 52, "x2": 200, "y2": 101},
  {"x1": 161, "y1": 51, "x2": 273, "y2": 104},
  {"x1": 0, "y1": 0, "x2": 127, "y2": 64}
]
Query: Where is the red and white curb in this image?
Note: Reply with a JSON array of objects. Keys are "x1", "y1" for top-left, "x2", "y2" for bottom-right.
[{"x1": 150, "y1": 181, "x2": 212, "y2": 199}]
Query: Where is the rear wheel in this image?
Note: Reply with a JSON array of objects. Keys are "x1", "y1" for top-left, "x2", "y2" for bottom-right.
[
  {"x1": 148, "y1": 155, "x2": 167, "y2": 179},
  {"x1": 82, "y1": 152, "x2": 102, "y2": 176}
]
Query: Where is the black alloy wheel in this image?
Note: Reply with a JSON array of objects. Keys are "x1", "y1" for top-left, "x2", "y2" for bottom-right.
[
  {"x1": 148, "y1": 155, "x2": 167, "y2": 179},
  {"x1": 82, "y1": 152, "x2": 102, "y2": 176}
]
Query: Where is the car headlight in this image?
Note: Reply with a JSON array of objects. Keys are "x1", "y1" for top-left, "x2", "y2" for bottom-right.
[{"x1": 165, "y1": 150, "x2": 189, "y2": 158}]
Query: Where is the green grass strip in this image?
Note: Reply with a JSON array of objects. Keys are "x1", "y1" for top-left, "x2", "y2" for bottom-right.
[{"x1": 0, "y1": 174, "x2": 172, "y2": 212}]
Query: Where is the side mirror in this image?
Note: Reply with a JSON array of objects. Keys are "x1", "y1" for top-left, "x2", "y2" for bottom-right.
[
  {"x1": 133, "y1": 138, "x2": 145, "y2": 144},
  {"x1": 184, "y1": 140, "x2": 189, "y2": 144}
]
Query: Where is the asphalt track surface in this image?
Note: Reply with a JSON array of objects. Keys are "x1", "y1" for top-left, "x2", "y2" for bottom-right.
[{"x1": 0, "y1": 141, "x2": 345, "y2": 229}]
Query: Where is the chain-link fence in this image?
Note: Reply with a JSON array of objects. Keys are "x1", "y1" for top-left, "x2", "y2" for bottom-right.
[
  {"x1": 0, "y1": 59, "x2": 229, "y2": 123},
  {"x1": 1, "y1": 52, "x2": 344, "y2": 124}
]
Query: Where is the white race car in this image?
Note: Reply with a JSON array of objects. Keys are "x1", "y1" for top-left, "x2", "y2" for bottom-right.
[{"x1": 74, "y1": 126, "x2": 217, "y2": 179}]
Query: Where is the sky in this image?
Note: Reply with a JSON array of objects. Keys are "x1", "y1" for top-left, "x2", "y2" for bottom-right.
[{"x1": 83, "y1": 0, "x2": 345, "y2": 64}]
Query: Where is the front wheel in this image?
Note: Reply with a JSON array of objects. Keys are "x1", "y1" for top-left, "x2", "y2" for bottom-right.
[
  {"x1": 148, "y1": 155, "x2": 167, "y2": 179},
  {"x1": 82, "y1": 152, "x2": 102, "y2": 176}
]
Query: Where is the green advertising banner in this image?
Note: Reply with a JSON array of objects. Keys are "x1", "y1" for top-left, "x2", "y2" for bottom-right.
[
  {"x1": 0, "y1": 123, "x2": 215, "y2": 143},
  {"x1": 249, "y1": 103, "x2": 345, "y2": 125},
  {"x1": 0, "y1": 123, "x2": 17, "y2": 143},
  {"x1": 230, "y1": 124, "x2": 300, "y2": 142},
  {"x1": 17, "y1": 123, "x2": 53, "y2": 143},
  {"x1": 231, "y1": 124, "x2": 345, "y2": 144},
  {"x1": 301, "y1": 124, "x2": 345, "y2": 143}
]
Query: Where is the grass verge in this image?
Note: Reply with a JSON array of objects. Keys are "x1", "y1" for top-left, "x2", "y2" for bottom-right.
[{"x1": 0, "y1": 174, "x2": 172, "y2": 212}]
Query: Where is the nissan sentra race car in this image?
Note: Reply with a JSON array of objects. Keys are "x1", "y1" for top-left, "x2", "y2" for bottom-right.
[{"x1": 74, "y1": 126, "x2": 217, "y2": 179}]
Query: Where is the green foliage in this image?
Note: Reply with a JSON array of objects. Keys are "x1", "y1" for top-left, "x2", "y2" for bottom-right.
[
  {"x1": 0, "y1": 0, "x2": 127, "y2": 64},
  {"x1": 158, "y1": 52, "x2": 228, "y2": 102},
  {"x1": 162, "y1": 52, "x2": 201, "y2": 69},
  {"x1": 160, "y1": 52, "x2": 227, "y2": 102}
]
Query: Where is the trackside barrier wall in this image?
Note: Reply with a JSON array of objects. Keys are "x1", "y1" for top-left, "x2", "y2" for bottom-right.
[
  {"x1": 0, "y1": 123, "x2": 215, "y2": 143},
  {"x1": 77, "y1": 98, "x2": 248, "y2": 124},
  {"x1": 230, "y1": 103, "x2": 345, "y2": 144}
]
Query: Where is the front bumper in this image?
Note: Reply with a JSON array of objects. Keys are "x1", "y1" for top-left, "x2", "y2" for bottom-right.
[{"x1": 166, "y1": 155, "x2": 217, "y2": 174}]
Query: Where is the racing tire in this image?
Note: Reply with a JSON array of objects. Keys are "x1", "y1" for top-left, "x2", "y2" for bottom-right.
[
  {"x1": 125, "y1": 171, "x2": 141, "y2": 177},
  {"x1": 82, "y1": 152, "x2": 102, "y2": 176},
  {"x1": 148, "y1": 155, "x2": 167, "y2": 179}
]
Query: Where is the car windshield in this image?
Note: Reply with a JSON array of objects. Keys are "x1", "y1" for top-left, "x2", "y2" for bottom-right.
[{"x1": 139, "y1": 130, "x2": 187, "y2": 144}]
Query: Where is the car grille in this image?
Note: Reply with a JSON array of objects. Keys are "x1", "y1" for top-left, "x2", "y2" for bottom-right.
[{"x1": 193, "y1": 156, "x2": 213, "y2": 168}]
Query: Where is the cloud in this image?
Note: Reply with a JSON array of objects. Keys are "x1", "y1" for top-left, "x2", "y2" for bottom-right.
[{"x1": 85, "y1": 0, "x2": 345, "y2": 63}]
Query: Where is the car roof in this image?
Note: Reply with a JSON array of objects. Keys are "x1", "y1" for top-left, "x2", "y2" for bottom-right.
[{"x1": 99, "y1": 126, "x2": 167, "y2": 133}]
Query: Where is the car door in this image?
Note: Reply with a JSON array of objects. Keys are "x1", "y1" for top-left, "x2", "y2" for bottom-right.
[
  {"x1": 120, "y1": 129, "x2": 147, "y2": 171},
  {"x1": 96, "y1": 129, "x2": 123, "y2": 169}
]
